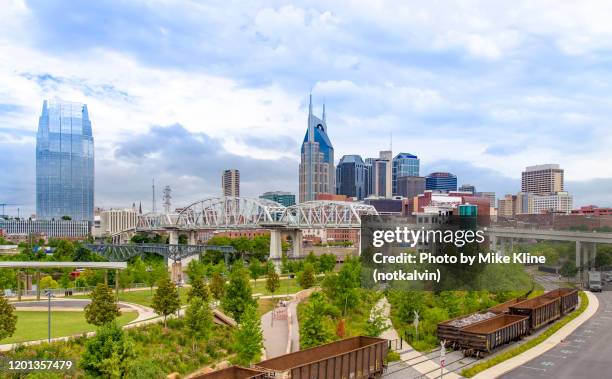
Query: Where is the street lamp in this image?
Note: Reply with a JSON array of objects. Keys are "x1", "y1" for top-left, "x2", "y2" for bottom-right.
[{"x1": 44, "y1": 290, "x2": 54, "y2": 342}]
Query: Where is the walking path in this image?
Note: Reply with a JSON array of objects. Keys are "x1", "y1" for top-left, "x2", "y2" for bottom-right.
[
  {"x1": 376, "y1": 297, "x2": 463, "y2": 379},
  {"x1": 261, "y1": 303, "x2": 289, "y2": 359}
]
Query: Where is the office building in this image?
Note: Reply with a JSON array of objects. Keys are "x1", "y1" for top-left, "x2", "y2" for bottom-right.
[
  {"x1": 425, "y1": 172, "x2": 457, "y2": 192},
  {"x1": 260, "y1": 191, "x2": 296, "y2": 207},
  {"x1": 521, "y1": 164, "x2": 564, "y2": 194},
  {"x1": 222, "y1": 169, "x2": 240, "y2": 197},
  {"x1": 476, "y1": 191, "x2": 496, "y2": 208},
  {"x1": 36, "y1": 100, "x2": 94, "y2": 221},
  {"x1": 531, "y1": 192, "x2": 573, "y2": 214},
  {"x1": 392, "y1": 153, "x2": 419, "y2": 195},
  {"x1": 99, "y1": 209, "x2": 137, "y2": 236},
  {"x1": 0, "y1": 219, "x2": 90, "y2": 238},
  {"x1": 459, "y1": 184, "x2": 476, "y2": 194},
  {"x1": 395, "y1": 176, "x2": 425, "y2": 199},
  {"x1": 497, "y1": 194, "x2": 516, "y2": 218},
  {"x1": 368, "y1": 151, "x2": 393, "y2": 198},
  {"x1": 336, "y1": 155, "x2": 366, "y2": 200},
  {"x1": 299, "y1": 95, "x2": 334, "y2": 202}
]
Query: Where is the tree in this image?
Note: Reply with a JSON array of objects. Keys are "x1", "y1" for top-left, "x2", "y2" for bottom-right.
[
  {"x1": 298, "y1": 262, "x2": 316, "y2": 289},
  {"x1": 233, "y1": 304, "x2": 263, "y2": 366},
  {"x1": 266, "y1": 268, "x2": 280, "y2": 294},
  {"x1": 39, "y1": 275, "x2": 58, "y2": 289},
  {"x1": 210, "y1": 271, "x2": 225, "y2": 300},
  {"x1": 61, "y1": 215, "x2": 72, "y2": 221},
  {"x1": 184, "y1": 297, "x2": 213, "y2": 351},
  {"x1": 80, "y1": 321, "x2": 134, "y2": 378},
  {"x1": 231, "y1": 237, "x2": 254, "y2": 259},
  {"x1": 249, "y1": 259, "x2": 262, "y2": 283},
  {"x1": 221, "y1": 262, "x2": 256, "y2": 322},
  {"x1": 84, "y1": 283, "x2": 121, "y2": 326},
  {"x1": 300, "y1": 292, "x2": 335, "y2": 348},
  {"x1": 319, "y1": 254, "x2": 337, "y2": 272},
  {"x1": 560, "y1": 260, "x2": 578, "y2": 278},
  {"x1": 146, "y1": 262, "x2": 167, "y2": 292},
  {"x1": 0, "y1": 291, "x2": 17, "y2": 340},
  {"x1": 186, "y1": 259, "x2": 207, "y2": 281},
  {"x1": 364, "y1": 306, "x2": 389, "y2": 337},
  {"x1": 188, "y1": 277, "x2": 210, "y2": 302},
  {"x1": 152, "y1": 277, "x2": 180, "y2": 327}
]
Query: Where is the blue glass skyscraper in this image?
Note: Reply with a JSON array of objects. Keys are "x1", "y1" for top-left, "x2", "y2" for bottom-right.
[
  {"x1": 392, "y1": 153, "x2": 419, "y2": 195},
  {"x1": 425, "y1": 172, "x2": 457, "y2": 192},
  {"x1": 36, "y1": 100, "x2": 94, "y2": 221},
  {"x1": 336, "y1": 155, "x2": 366, "y2": 199}
]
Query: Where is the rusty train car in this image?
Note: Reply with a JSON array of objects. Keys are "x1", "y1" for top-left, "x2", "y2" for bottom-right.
[
  {"x1": 437, "y1": 297, "x2": 525, "y2": 347},
  {"x1": 255, "y1": 336, "x2": 388, "y2": 379},
  {"x1": 201, "y1": 336, "x2": 389, "y2": 379},
  {"x1": 439, "y1": 289, "x2": 579, "y2": 356}
]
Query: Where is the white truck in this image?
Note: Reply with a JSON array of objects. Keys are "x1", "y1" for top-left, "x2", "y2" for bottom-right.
[{"x1": 588, "y1": 271, "x2": 602, "y2": 292}]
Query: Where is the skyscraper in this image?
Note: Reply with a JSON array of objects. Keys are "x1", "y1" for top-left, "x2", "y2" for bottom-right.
[
  {"x1": 36, "y1": 100, "x2": 94, "y2": 221},
  {"x1": 336, "y1": 155, "x2": 366, "y2": 199},
  {"x1": 458, "y1": 184, "x2": 476, "y2": 194},
  {"x1": 299, "y1": 95, "x2": 334, "y2": 202},
  {"x1": 367, "y1": 151, "x2": 393, "y2": 198},
  {"x1": 425, "y1": 172, "x2": 457, "y2": 192},
  {"x1": 396, "y1": 176, "x2": 426, "y2": 199},
  {"x1": 521, "y1": 164, "x2": 564, "y2": 194},
  {"x1": 260, "y1": 191, "x2": 296, "y2": 207},
  {"x1": 222, "y1": 169, "x2": 240, "y2": 197},
  {"x1": 392, "y1": 153, "x2": 419, "y2": 195}
]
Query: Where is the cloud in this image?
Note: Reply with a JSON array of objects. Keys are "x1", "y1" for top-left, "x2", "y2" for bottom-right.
[{"x1": 2, "y1": 0, "x2": 612, "y2": 213}]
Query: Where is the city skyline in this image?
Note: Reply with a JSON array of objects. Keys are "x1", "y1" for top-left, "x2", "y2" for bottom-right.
[{"x1": 2, "y1": 1, "x2": 612, "y2": 215}]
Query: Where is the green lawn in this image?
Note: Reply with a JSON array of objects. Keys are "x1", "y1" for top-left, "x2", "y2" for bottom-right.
[
  {"x1": 1, "y1": 311, "x2": 138, "y2": 344},
  {"x1": 251, "y1": 278, "x2": 303, "y2": 296},
  {"x1": 74, "y1": 289, "x2": 189, "y2": 307}
]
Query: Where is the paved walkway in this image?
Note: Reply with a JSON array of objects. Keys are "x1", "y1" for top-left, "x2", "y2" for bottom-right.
[
  {"x1": 261, "y1": 303, "x2": 289, "y2": 359},
  {"x1": 376, "y1": 297, "x2": 463, "y2": 379}
]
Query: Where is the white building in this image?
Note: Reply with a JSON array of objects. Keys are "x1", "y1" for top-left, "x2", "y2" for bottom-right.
[
  {"x1": 531, "y1": 192, "x2": 573, "y2": 214},
  {"x1": 99, "y1": 209, "x2": 137, "y2": 236}
]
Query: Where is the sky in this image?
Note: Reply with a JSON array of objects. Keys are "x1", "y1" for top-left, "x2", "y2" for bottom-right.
[{"x1": 1, "y1": 0, "x2": 612, "y2": 216}]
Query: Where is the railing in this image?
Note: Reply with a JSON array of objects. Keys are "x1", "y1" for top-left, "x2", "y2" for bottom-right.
[{"x1": 4, "y1": 282, "x2": 150, "y2": 298}]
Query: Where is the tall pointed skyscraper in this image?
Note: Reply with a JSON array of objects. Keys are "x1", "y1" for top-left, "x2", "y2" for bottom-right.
[
  {"x1": 299, "y1": 95, "x2": 334, "y2": 202},
  {"x1": 36, "y1": 100, "x2": 94, "y2": 221}
]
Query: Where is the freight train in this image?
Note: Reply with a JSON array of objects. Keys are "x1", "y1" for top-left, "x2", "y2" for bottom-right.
[
  {"x1": 438, "y1": 288, "x2": 578, "y2": 356},
  {"x1": 195, "y1": 336, "x2": 389, "y2": 379}
]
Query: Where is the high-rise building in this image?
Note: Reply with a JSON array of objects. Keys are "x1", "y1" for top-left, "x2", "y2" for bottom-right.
[
  {"x1": 531, "y1": 192, "x2": 573, "y2": 214},
  {"x1": 222, "y1": 169, "x2": 240, "y2": 197},
  {"x1": 475, "y1": 191, "x2": 496, "y2": 208},
  {"x1": 392, "y1": 153, "x2": 419, "y2": 195},
  {"x1": 369, "y1": 151, "x2": 393, "y2": 198},
  {"x1": 36, "y1": 100, "x2": 94, "y2": 221},
  {"x1": 396, "y1": 176, "x2": 426, "y2": 199},
  {"x1": 299, "y1": 95, "x2": 334, "y2": 202},
  {"x1": 260, "y1": 191, "x2": 296, "y2": 207},
  {"x1": 425, "y1": 172, "x2": 457, "y2": 192},
  {"x1": 336, "y1": 155, "x2": 366, "y2": 199},
  {"x1": 458, "y1": 184, "x2": 476, "y2": 194},
  {"x1": 521, "y1": 164, "x2": 564, "y2": 194}
]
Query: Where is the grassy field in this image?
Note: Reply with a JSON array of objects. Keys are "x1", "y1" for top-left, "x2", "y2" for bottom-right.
[
  {"x1": 74, "y1": 288, "x2": 189, "y2": 307},
  {"x1": 256, "y1": 297, "x2": 291, "y2": 316},
  {"x1": 251, "y1": 278, "x2": 301, "y2": 296},
  {"x1": 1, "y1": 311, "x2": 138, "y2": 344}
]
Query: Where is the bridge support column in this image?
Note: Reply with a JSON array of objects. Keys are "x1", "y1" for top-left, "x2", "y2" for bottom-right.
[
  {"x1": 168, "y1": 230, "x2": 179, "y2": 245},
  {"x1": 269, "y1": 230, "x2": 282, "y2": 273},
  {"x1": 188, "y1": 231, "x2": 197, "y2": 245},
  {"x1": 289, "y1": 229, "x2": 303, "y2": 258},
  {"x1": 171, "y1": 261, "x2": 183, "y2": 283},
  {"x1": 590, "y1": 243, "x2": 597, "y2": 270},
  {"x1": 576, "y1": 241, "x2": 582, "y2": 268}
]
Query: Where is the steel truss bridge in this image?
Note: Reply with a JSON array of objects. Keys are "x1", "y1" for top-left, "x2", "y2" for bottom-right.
[
  {"x1": 85, "y1": 243, "x2": 235, "y2": 262},
  {"x1": 132, "y1": 196, "x2": 378, "y2": 233}
]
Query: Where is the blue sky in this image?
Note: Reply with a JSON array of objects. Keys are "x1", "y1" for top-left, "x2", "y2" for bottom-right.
[{"x1": 1, "y1": 0, "x2": 612, "y2": 216}]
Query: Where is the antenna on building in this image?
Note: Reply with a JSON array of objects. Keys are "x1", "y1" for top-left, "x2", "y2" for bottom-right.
[
  {"x1": 322, "y1": 102, "x2": 326, "y2": 123},
  {"x1": 162, "y1": 185, "x2": 172, "y2": 214},
  {"x1": 152, "y1": 178, "x2": 156, "y2": 214}
]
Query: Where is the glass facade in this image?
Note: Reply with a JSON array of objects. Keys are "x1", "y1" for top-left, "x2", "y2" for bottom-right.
[
  {"x1": 425, "y1": 172, "x2": 457, "y2": 192},
  {"x1": 392, "y1": 153, "x2": 419, "y2": 196},
  {"x1": 36, "y1": 100, "x2": 94, "y2": 221},
  {"x1": 260, "y1": 191, "x2": 296, "y2": 207},
  {"x1": 336, "y1": 155, "x2": 366, "y2": 199}
]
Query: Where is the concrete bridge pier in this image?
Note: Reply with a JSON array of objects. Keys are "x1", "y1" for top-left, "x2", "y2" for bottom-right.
[
  {"x1": 167, "y1": 230, "x2": 182, "y2": 282},
  {"x1": 188, "y1": 231, "x2": 197, "y2": 245}
]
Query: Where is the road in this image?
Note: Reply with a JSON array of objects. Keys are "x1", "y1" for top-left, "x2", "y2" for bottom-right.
[{"x1": 502, "y1": 291, "x2": 610, "y2": 379}]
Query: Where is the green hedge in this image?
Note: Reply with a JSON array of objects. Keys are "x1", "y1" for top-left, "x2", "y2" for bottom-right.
[{"x1": 462, "y1": 291, "x2": 589, "y2": 378}]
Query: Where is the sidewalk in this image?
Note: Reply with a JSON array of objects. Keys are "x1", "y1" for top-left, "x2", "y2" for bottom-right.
[
  {"x1": 473, "y1": 291, "x2": 599, "y2": 379},
  {"x1": 261, "y1": 304, "x2": 289, "y2": 359},
  {"x1": 376, "y1": 297, "x2": 462, "y2": 379}
]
